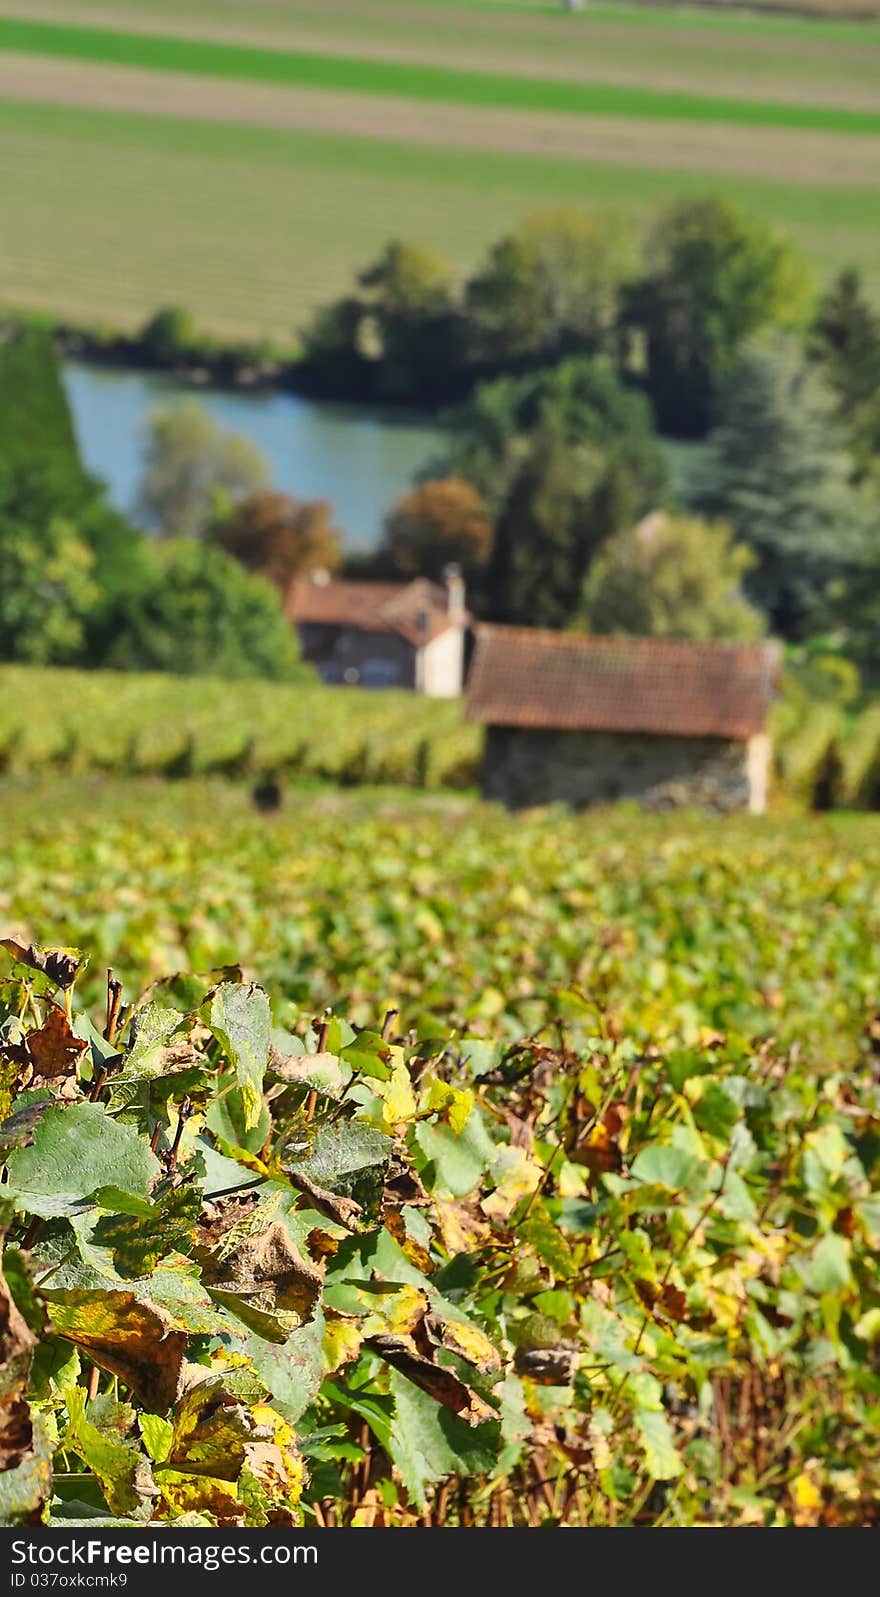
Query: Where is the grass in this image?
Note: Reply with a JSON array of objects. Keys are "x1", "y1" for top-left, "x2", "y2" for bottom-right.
[
  {"x1": 0, "y1": 1, "x2": 877, "y2": 334},
  {"x1": 1, "y1": 99, "x2": 878, "y2": 340},
  {"x1": 8, "y1": 0, "x2": 880, "y2": 48},
  {"x1": 2, "y1": 17, "x2": 879, "y2": 135}
]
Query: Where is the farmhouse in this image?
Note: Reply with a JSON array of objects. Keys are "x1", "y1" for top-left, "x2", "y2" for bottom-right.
[
  {"x1": 466, "y1": 626, "x2": 780, "y2": 812},
  {"x1": 286, "y1": 567, "x2": 468, "y2": 697}
]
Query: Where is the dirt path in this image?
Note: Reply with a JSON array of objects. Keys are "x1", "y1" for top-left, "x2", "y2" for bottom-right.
[{"x1": 0, "y1": 52, "x2": 876, "y2": 187}]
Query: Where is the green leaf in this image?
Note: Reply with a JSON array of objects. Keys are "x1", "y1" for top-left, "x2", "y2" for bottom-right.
[
  {"x1": 635, "y1": 1406, "x2": 684, "y2": 1482},
  {"x1": 244, "y1": 1309, "x2": 325, "y2": 1423},
  {"x1": 123, "y1": 1004, "x2": 186, "y2": 1078},
  {"x1": 414, "y1": 1107, "x2": 495, "y2": 1198},
  {"x1": 206, "y1": 1086, "x2": 270, "y2": 1157},
  {"x1": 386, "y1": 1369, "x2": 499, "y2": 1510},
  {"x1": 206, "y1": 984, "x2": 271, "y2": 1133},
  {"x1": 89, "y1": 1185, "x2": 201, "y2": 1278},
  {"x1": 629, "y1": 1145, "x2": 706, "y2": 1194},
  {"x1": 291, "y1": 1120, "x2": 393, "y2": 1192},
  {"x1": 0, "y1": 1412, "x2": 52, "y2": 1524},
  {"x1": 808, "y1": 1233, "x2": 852, "y2": 1294},
  {"x1": 693, "y1": 1084, "x2": 741, "y2": 1139},
  {"x1": 139, "y1": 1414, "x2": 173, "y2": 1465},
  {"x1": 521, "y1": 1204, "x2": 575, "y2": 1279},
  {"x1": 4, "y1": 1103, "x2": 160, "y2": 1219},
  {"x1": 341, "y1": 1033, "x2": 392, "y2": 1082},
  {"x1": 65, "y1": 1388, "x2": 154, "y2": 1519}
]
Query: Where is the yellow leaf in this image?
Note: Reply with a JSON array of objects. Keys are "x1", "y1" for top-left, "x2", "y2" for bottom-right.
[
  {"x1": 791, "y1": 1471, "x2": 823, "y2": 1526},
  {"x1": 322, "y1": 1316, "x2": 363, "y2": 1375},
  {"x1": 423, "y1": 1079, "x2": 473, "y2": 1136},
  {"x1": 157, "y1": 1471, "x2": 240, "y2": 1521},
  {"x1": 482, "y1": 1146, "x2": 542, "y2": 1222},
  {"x1": 434, "y1": 1313, "x2": 500, "y2": 1373},
  {"x1": 382, "y1": 1059, "x2": 417, "y2": 1126},
  {"x1": 363, "y1": 1284, "x2": 427, "y2": 1338}
]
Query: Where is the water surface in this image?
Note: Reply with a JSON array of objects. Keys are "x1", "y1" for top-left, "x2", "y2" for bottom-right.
[{"x1": 63, "y1": 361, "x2": 445, "y2": 549}]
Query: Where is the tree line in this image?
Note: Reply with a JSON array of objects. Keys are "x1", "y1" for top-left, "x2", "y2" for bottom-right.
[{"x1": 2, "y1": 193, "x2": 879, "y2": 691}]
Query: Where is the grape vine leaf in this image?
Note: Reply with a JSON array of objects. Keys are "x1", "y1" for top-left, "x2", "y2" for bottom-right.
[{"x1": 4, "y1": 1103, "x2": 160, "y2": 1219}]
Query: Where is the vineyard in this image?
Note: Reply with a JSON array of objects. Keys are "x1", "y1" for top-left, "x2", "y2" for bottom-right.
[
  {"x1": 2, "y1": 666, "x2": 880, "y2": 807},
  {"x1": 1, "y1": 789, "x2": 878, "y2": 1527}
]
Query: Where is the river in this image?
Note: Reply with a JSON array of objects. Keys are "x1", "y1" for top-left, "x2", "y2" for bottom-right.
[{"x1": 62, "y1": 361, "x2": 446, "y2": 550}]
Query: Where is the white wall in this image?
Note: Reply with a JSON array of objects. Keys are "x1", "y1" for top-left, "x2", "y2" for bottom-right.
[{"x1": 418, "y1": 627, "x2": 466, "y2": 698}]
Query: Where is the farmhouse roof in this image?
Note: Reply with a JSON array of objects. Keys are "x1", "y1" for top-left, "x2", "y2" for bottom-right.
[
  {"x1": 286, "y1": 575, "x2": 463, "y2": 648},
  {"x1": 466, "y1": 626, "x2": 780, "y2": 741}
]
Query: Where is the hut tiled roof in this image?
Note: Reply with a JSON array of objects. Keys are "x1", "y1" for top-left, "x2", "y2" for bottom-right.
[
  {"x1": 286, "y1": 577, "x2": 459, "y2": 648},
  {"x1": 466, "y1": 626, "x2": 780, "y2": 741}
]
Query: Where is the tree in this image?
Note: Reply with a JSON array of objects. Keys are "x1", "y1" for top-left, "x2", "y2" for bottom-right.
[
  {"x1": 213, "y1": 489, "x2": 343, "y2": 592},
  {"x1": 810, "y1": 269, "x2": 880, "y2": 482},
  {"x1": 487, "y1": 419, "x2": 620, "y2": 629},
  {"x1": 139, "y1": 305, "x2": 199, "y2": 366},
  {"x1": 136, "y1": 400, "x2": 269, "y2": 539},
  {"x1": 432, "y1": 358, "x2": 668, "y2": 524},
  {"x1": 301, "y1": 240, "x2": 465, "y2": 403},
  {"x1": 105, "y1": 539, "x2": 302, "y2": 679},
  {"x1": 465, "y1": 206, "x2": 634, "y2": 368},
  {"x1": 0, "y1": 323, "x2": 81, "y2": 468},
  {"x1": 382, "y1": 479, "x2": 492, "y2": 583},
  {"x1": 0, "y1": 517, "x2": 98, "y2": 665},
  {"x1": 691, "y1": 342, "x2": 870, "y2": 635},
  {"x1": 629, "y1": 197, "x2": 812, "y2": 436},
  {"x1": 0, "y1": 452, "x2": 153, "y2": 666},
  {"x1": 581, "y1": 512, "x2": 763, "y2": 642}
]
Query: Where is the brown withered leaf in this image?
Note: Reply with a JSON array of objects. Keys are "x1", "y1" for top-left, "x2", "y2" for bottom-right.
[
  {"x1": 0, "y1": 1255, "x2": 37, "y2": 1472},
  {"x1": 383, "y1": 1209, "x2": 435, "y2": 1275},
  {"x1": 289, "y1": 1169, "x2": 363, "y2": 1231},
  {"x1": 383, "y1": 1157, "x2": 429, "y2": 1209},
  {"x1": 0, "y1": 941, "x2": 85, "y2": 990},
  {"x1": 306, "y1": 1227, "x2": 340, "y2": 1262},
  {"x1": 634, "y1": 1278, "x2": 709, "y2": 1328},
  {"x1": 201, "y1": 1222, "x2": 323, "y2": 1324},
  {"x1": 267, "y1": 1047, "x2": 339, "y2": 1085},
  {"x1": 366, "y1": 1333, "x2": 492, "y2": 1424},
  {"x1": 19, "y1": 1004, "x2": 87, "y2": 1091},
  {"x1": 196, "y1": 1191, "x2": 262, "y2": 1249},
  {"x1": 44, "y1": 1289, "x2": 186, "y2": 1412},
  {"x1": 570, "y1": 1103, "x2": 626, "y2": 1176},
  {"x1": 513, "y1": 1346, "x2": 579, "y2": 1385}
]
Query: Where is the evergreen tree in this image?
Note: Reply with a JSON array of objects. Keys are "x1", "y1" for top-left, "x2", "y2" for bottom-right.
[
  {"x1": 810, "y1": 269, "x2": 880, "y2": 481},
  {"x1": 488, "y1": 420, "x2": 614, "y2": 629},
  {"x1": 692, "y1": 342, "x2": 869, "y2": 635},
  {"x1": 811, "y1": 269, "x2": 880, "y2": 417},
  {"x1": 0, "y1": 323, "x2": 81, "y2": 468}
]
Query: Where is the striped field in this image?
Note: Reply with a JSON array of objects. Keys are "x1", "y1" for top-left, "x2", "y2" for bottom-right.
[{"x1": 0, "y1": 0, "x2": 878, "y2": 339}]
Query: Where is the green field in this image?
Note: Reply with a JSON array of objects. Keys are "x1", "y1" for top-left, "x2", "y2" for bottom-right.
[
  {"x1": 2, "y1": 776, "x2": 877, "y2": 1046},
  {"x1": 0, "y1": 0, "x2": 878, "y2": 336},
  {"x1": 2, "y1": 782, "x2": 878, "y2": 1525}
]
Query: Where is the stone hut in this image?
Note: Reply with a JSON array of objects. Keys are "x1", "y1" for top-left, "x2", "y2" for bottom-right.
[{"x1": 466, "y1": 626, "x2": 780, "y2": 812}]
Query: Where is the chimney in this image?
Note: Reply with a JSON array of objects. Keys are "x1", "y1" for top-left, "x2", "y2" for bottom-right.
[{"x1": 443, "y1": 563, "x2": 466, "y2": 624}]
